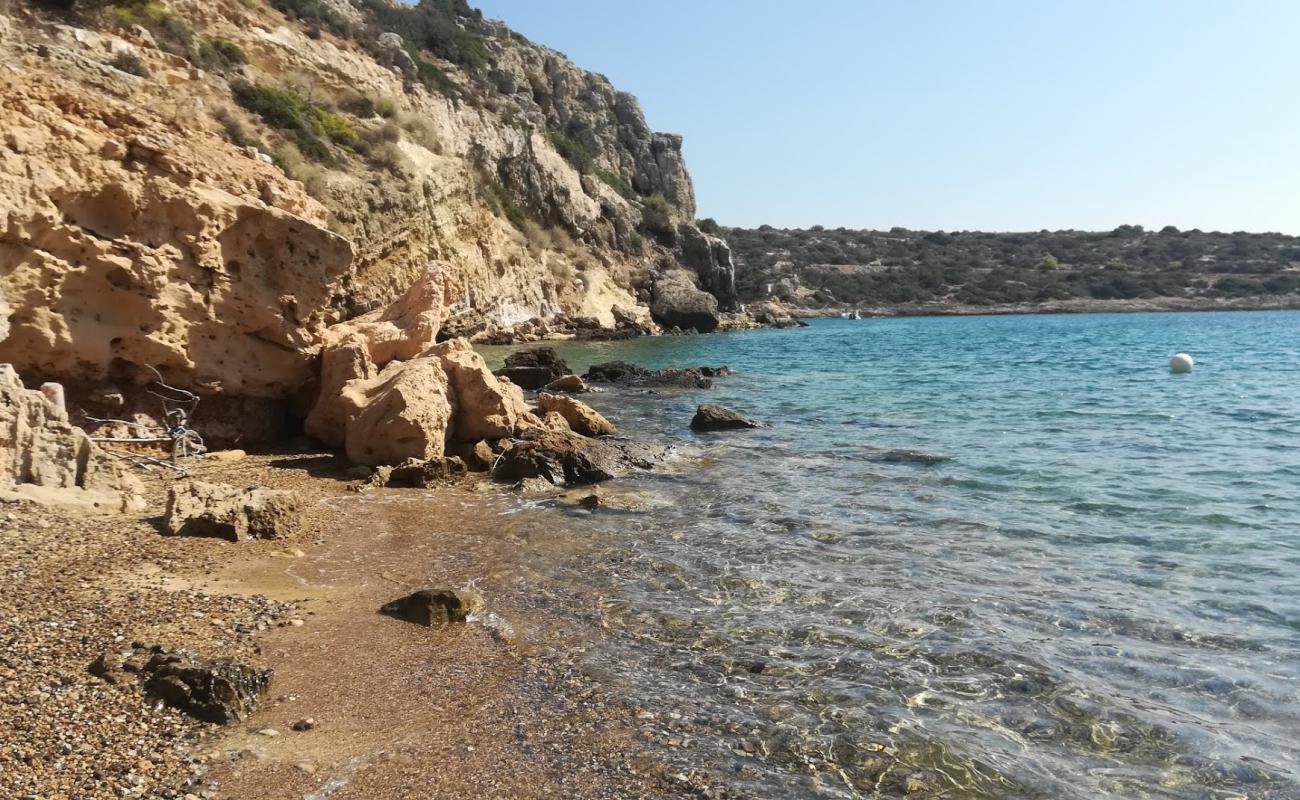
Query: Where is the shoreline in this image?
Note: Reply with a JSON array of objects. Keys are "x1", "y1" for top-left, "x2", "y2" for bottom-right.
[
  {"x1": 786, "y1": 294, "x2": 1300, "y2": 320},
  {"x1": 0, "y1": 449, "x2": 697, "y2": 799}
]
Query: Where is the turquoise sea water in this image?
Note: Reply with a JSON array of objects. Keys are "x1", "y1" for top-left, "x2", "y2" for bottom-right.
[{"x1": 483, "y1": 311, "x2": 1300, "y2": 798}]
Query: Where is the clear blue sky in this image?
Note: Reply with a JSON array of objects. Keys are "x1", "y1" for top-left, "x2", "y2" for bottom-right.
[{"x1": 471, "y1": 0, "x2": 1299, "y2": 234}]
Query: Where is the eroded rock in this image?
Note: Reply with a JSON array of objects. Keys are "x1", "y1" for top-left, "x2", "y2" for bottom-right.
[
  {"x1": 164, "y1": 481, "x2": 301, "y2": 541},
  {"x1": 495, "y1": 347, "x2": 570, "y2": 390},
  {"x1": 542, "y1": 374, "x2": 589, "y2": 393},
  {"x1": 341, "y1": 358, "x2": 455, "y2": 467},
  {"x1": 370, "y1": 456, "x2": 467, "y2": 488}
]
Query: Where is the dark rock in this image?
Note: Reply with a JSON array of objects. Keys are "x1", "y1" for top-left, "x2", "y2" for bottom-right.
[
  {"x1": 492, "y1": 431, "x2": 671, "y2": 486},
  {"x1": 495, "y1": 366, "x2": 553, "y2": 391},
  {"x1": 650, "y1": 270, "x2": 720, "y2": 333},
  {"x1": 584, "y1": 360, "x2": 730, "y2": 389},
  {"x1": 578, "y1": 494, "x2": 601, "y2": 510},
  {"x1": 500, "y1": 347, "x2": 569, "y2": 387},
  {"x1": 372, "y1": 456, "x2": 467, "y2": 488},
  {"x1": 291, "y1": 718, "x2": 316, "y2": 732},
  {"x1": 691, "y1": 404, "x2": 764, "y2": 432},
  {"x1": 380, "y1": 589, "x2": 478, "y2": 626},
  {"x1": 90, "y1": 644, "x2": 271, "y2": 724}
]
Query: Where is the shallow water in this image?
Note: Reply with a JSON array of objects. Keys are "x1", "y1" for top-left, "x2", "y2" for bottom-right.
[{"x1": 481, "y1": 311, "x2": 1300, "y2": 799}]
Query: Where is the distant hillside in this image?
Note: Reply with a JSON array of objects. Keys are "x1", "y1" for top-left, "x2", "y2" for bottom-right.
[{"x1": 717, "y1": 223, "x2": 1300, "y2": 311}]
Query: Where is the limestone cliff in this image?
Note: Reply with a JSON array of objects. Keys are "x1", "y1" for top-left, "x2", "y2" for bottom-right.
[{"x1": 0, "y1": 0, "x2": 741, "y2": 412}]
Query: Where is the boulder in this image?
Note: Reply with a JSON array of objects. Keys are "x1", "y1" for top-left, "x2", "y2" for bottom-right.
[
  {"x1": 491, "y1": 431, "x2": 670, "y2": 486},
  {"x1": 164, "y1": 481, "x2": 301, "y2": 541},
  {"x1": 541, "y1": 374, "x2": 588, "y2": 393},
  {"x1": 537, "y1": 393, "x2": 617, "y2": 437},
  {"x1": 494, "y1": 366, "x2": 553, "y2": 391},
  {"x1": 91, "y1": 644, "x2": 272, "y2": 724},
  {"x1": 304, "y1": 337, "x2": 374, "y2": 448},
  {"x1": 748, "y1": 300, "x2": 808, "y2": 329},
  {"x1": 380, "y1": 589, "x2": 480, "y2": 627},
  {"x1": 690, "y1": 404, "x2": 764, "y2": 432},
  {"x1": 430, "y1": 339, "x2": 539, "y2": 442},
  {"x1": 0, "y1": 364, "x2": 142, "y2": 512},
  {"x1": 650, "y1": 270, "x2": 720, "y2": 333},
  {"x1": 342, "y1": 358, "x2": 455, "y2": 467}
]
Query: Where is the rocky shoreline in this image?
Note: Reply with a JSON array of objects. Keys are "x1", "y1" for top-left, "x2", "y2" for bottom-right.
[{"x1": 1, "y1": 341, "x2": 762, "y2": 799}]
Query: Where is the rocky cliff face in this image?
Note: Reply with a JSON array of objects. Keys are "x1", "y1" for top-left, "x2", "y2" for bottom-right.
[{"x1": 0, "y1": 0, "x2": 740, "y2": 415}]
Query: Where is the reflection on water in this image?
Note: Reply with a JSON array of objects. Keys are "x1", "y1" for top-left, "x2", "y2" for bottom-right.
[{"x1": 483, "y1": 312, "x2": 1300, "y2": 799}]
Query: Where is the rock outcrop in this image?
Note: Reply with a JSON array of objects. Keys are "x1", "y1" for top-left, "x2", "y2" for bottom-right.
[
  {"x1": 495, "y1": 347, "x2": 570, "y2": 391},
  {"x1": 678, "y1": 224, "x2": 739, "y2": 311},
  {"x1": 1, "y1": 0, "x2": 757, "y2": 461},
  {"x1": 651, "y1": 271, "x2": 722, "y2": 333},
  {"x1": 164, "y1": 481, "x2": 301, "y2": 541}
]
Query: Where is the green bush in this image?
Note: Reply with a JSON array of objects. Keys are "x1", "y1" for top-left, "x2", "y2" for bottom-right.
[
  {"x1": 231, "y1": 81, "x2": 354, "y2": 162},
  {"x1": 480, "y1": 177, "x2": 528, "y2": 231},
  {"x1": 195, "y1": 36, "x2": 246, "y2": 71},
  {"x1": 640, "y1": 193, "x2": 674, "y2": 235}
]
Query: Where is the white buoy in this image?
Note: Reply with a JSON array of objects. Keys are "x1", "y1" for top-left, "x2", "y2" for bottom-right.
[{"x1": 1170, "y1": 353, "x2": 1194, "y2": 374}]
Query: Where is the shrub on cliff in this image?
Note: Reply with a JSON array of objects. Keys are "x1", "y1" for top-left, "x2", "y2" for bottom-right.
[
  {"x1": 231, "y1": 82, "x2": 360, "y2": 161},
  {"x1": 640, "y1": 194, "x2": 675, "y2": 236}
]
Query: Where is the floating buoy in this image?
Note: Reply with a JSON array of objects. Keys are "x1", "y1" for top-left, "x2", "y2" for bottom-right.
[{"x1": 1170, "y1": 353, "x2": 1194, "y2": 374}]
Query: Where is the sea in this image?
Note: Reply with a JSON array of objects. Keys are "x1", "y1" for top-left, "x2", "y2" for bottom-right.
[{"x1": 480, "y1": 311, "x2": 1300, "y2": 799}]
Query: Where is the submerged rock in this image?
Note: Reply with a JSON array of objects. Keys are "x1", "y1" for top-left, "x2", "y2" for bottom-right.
[
  {"x1": 690, "y1": 404, "x2": 764, "y2": 432},
  {"x1": 91, "y1": 644, "x2": 272, "y2": 724},
  {"x1": 536, "y1": 393, "x2": 616, "y2": 437},
  {"x1": 164, "y1": 481, "x2": 301, "y2": 541},
  {"x1": 380, "y1": 589, "x2": 480, "y2": 627},
  {"x1": 867, "y1": 449, "x2": 951, "y2": 466}
]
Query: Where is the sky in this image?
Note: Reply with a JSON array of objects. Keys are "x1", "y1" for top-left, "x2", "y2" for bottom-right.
[{"x1": 470, "y1": 0, "x2": 1299, "y2": 234}]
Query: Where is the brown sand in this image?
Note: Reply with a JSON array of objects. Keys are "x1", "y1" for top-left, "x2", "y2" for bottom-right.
[{"x1": 0, "y1": 450, "x2": 698, "y2": 800}]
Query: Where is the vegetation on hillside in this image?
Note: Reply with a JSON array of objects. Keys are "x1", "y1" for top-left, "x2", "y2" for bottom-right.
[{"x1": 723, "y1": 225, "x2": 1300, "y2": 307}]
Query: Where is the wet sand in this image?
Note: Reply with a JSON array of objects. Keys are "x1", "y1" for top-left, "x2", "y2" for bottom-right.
[{"x1": 1, "y1": 451, "x2": 698, "y2": 799}]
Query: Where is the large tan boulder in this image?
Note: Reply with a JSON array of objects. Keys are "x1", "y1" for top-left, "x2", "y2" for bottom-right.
[
  {"x1": 428, "y1": 339, "x2": 540, "y2": 442},
  {"x1": 303, "y1": 337, "x2": 374, "y2": 448},
  {"x1": 341, "y1": 358, "x2": 456, "y2": 467},
  {"x1": 537, "y1": 393, "x2": 617, "y2": 437},
  {"x1": 164, "y1": 481, "x2": 301, "y2": 541},
  {"x1": 321, "y1": 263, "x2": 459, "y2": 365},
  {"x1": 0, "y1": 364, "x2": 141, "y2": 512}
]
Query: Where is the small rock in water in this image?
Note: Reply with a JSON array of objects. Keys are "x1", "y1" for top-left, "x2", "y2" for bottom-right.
[
  {"x1": 690, "y1": 404, "x2": 764, "y2": 432},
  {"x1": 380, "y1": 589, "x2": 480, "y2": 627}
]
